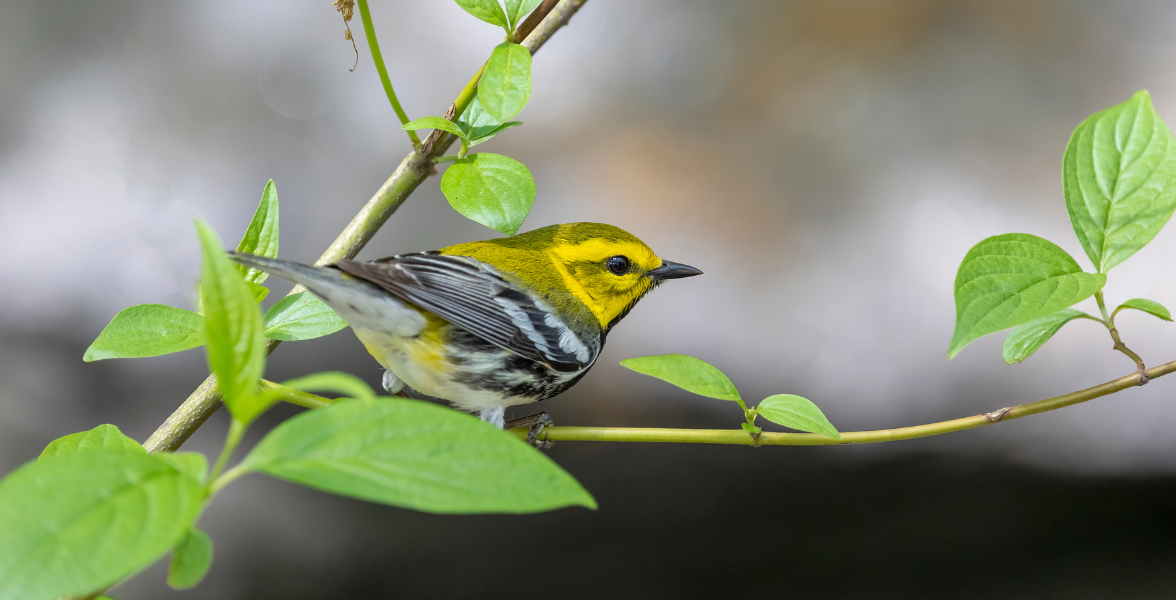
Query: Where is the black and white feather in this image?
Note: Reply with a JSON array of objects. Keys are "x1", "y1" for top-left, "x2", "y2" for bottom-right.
[{"x1": 334, "y1": 253, "x2": 596, "y2": 373}]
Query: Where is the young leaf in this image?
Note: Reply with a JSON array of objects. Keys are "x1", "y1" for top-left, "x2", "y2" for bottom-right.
[
  {"x1": 454, "y1": 0, "x2": 508, "y2": 29},
  {"x1": 440, "y1": 153, "x2": 535, "y2": 235},
  {"x1": 756, "y1": 394, "x2": 841, "y2": 440},
  {"x1": 457, "y1": 95, "x2": 499, "y2": 137},
  {"x1": 505, "y1": 0, "x2": 543, "y2": 30},
  {"x1": 238, "y1": 398, "x2": 596, "y2": 513},
  {"x1": 263, "y1": 292, "x2": 348, "y2": 341},
  {"x1": 1117, "y1": 298, "x2": 1173, "y2": 321},
  {"x1": 196, "y1": 220, "x2": 266, "y2": 421},
  {"x1": 157, "y1": 452, "x2": 209, "y2": 484},
  {"x1": 478, "y1": 43, "x2": 532, "y2": 121},
  {"x1": 0, "y1": 450, "x2": 204, "y2": 600},
  {"x1": 83, "y1": 304, "x2": 205, "y2": 361},
  {"x1": 456, "y1": 97, "x2": 524, "y2": 146},
  {"x1": 948, "y1": 233, "x2": 1106, "y2": 359},
  {"x1": 246, "y1": 280, "x2": 270, "y2": 303},
  {"x1": 167, "y1": 529, "x2": 213, "y2": 590},
  {"x1": 620, "y1": 354, "x2": 741, "y2": 401},
  {"x1": 235, "y1": 180, "x2": 280, "y2": 285},
  {"x1": 402, "y1": 116, "x2": 468, "y2": 140},
  {"x1": 1002, "y1": 309, "x2": 1091, "y2": 364},
  {"x1": 282, "y1": 371, "x2": 377, "y2": 401},
  {"x1": 1064, "y1": 90, "x2": 1176, "y2": 273},
  {"x1": 39, "y1": 424, "x2": 144, "y2": 460},
  {"x1": 471, "y1": 122, "x2": 523, "y2": 147}
]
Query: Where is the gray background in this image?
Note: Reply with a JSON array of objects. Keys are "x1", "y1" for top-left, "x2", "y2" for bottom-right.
[{"x1": 3, "y1": 0, "x2": 1176, "y2": 597}]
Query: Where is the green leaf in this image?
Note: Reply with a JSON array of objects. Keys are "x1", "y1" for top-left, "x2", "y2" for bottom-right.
[
  {"x1": 39, "y1": 424, "x2": 144, "y2": 460},
  {"x1": 1002, "y1": 309, "x2": 1091, "y2": 364},
  {"x1": 755, "y1": 394, "x2": 841, "y2": 440},
  {"x1": 196, "y1": 220, "x2": 267, "y2": 421},
  {"x1": 1064, "y1": 90, "x2": 1176, "y2": 273},
  {"x1": 478, "y1": 43, "x2": 532, "y2": 121},
  {"x1": 402, "y1": 116, "x2": 468, "y2": 140},
  {"x1": 620, "y1": 354, "x2": 741, "y2": 401},
  {"x1": 167, "y1": 529, "x2": 213, "y2": 590},
  {"x1": 741, "y1": 422, "x2": 762, "y2": 435},
  {"x1": 0, "y1": 450, "x2": 205, "y2": 600},
  {"x1": 262, "y1": 292, "x2": 348, "y2": 341},
  {"x1": 456, "y1": 96, "x2": 524, "y2": 146},
  {"x1": 1117, "y1": 298, "x2": 1173, "y2": 321},
  {"x1": 235, "y1": 180, "x2": 280, "y2": 285},
  {"x1": 83, "y1": 304, "x2": 205, "y2": 361},
  {"x1": 471, "y1": 122, "x2": 523, "y2": 146},
  {"x1": 239, "y1": 398, "x2": 595, "y2": 514},
  {"x1": 440, "y1": 153, "x2": 535, "y2": 235},
  {"x1": 454, "y1": 0, "x2": 508, "y2": 29},
  {"x1": 157, "y1": 452, "x2": 209, "y2": 484},
  {"x1": 246, "y1": 280, "x2": 270, "y2": 303},
  {"x1": 505, "y1": 0, "x2": 542, "y2": 29},
  {"x1": 948, "y1": 233, "x2": 1106, "y2": 359},
  {"x1": 282, "y1": 371, "x2": 377, "y2": 401}
]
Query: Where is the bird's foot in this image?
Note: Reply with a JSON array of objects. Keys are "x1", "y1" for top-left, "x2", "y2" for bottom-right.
[
  {"x1": 504, "y1": 412, "x2": 554, "y2": 450},
  {"x1": 382, "y1": 370, "x2": 410, "y2": 397}
]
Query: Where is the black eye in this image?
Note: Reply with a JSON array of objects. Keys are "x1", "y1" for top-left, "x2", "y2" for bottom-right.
[{"x1": 607, "y1": 255, "x2": 631, "y2": 276}]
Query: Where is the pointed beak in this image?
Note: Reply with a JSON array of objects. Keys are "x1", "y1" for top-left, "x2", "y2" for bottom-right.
[{"x1": 648, "y1": 260, "x2": 703, "y2": 281}]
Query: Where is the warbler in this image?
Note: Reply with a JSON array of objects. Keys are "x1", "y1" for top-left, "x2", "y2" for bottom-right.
[{"x1": 229, "y1": 222, "x2": 701, "y2": 432}]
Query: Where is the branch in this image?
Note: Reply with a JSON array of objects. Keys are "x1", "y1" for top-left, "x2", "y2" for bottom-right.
[
  {"x1": 508, "y1": 362, "x2": 1176, "y2": 446},
  {"x1": 142, "y1": 0, "x2": 587, "y2": 453},
  {"x1": 257, "y1": 363, "x2": 1174, "y2": 449}
]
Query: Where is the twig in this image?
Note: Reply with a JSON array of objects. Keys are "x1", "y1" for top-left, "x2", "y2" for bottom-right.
[
  {"x1": 256, "y1": 361, "x2": 1174, "y2": 448},
  {"x1": 142, "y1": 0, "x2": 585, "y2": 453},
  {"x1": 507, "y1": 362, "x2": 1175, "y2": 445},
  {"x1": 1096, "y1": 291, "x2": 1148, "y2": 376}
]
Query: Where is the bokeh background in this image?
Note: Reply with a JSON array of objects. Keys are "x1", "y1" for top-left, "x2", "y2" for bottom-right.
[{"x1": 4, "y1": 0, "x2": 1176, "y2": 597}]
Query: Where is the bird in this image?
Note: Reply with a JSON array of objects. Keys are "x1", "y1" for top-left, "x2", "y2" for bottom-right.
[{"x1": 229, "y1": 222, "x2": 701, "y2": 440}]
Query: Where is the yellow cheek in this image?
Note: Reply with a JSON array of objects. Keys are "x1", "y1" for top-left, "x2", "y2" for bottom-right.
[{"x1": 550, "y1": 257, "x2": 610, "y2": 326}]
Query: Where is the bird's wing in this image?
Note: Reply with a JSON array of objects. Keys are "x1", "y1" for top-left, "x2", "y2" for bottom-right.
[{"x1": 333, "y1": 253, "x2": 591, "y2": 372}]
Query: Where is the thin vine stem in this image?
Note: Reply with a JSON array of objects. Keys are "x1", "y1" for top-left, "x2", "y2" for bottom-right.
[
  {"x1": 512, "y1": 362, "x2": 1174, "y2": 445},
  {"x1": 142, "y1": 0, "x2": 585, "y2": 454},
  {"x1": 356, "y1": 0, "x2": 418, "y2": 147},
  {"x1": 261, "y1": 362, "x2": 1175, "y2": 448}
]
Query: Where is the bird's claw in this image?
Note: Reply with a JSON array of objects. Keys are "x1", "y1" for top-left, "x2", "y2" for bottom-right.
[{"x1": 504, "y1": 412, "x2": 554, "y2": 450}]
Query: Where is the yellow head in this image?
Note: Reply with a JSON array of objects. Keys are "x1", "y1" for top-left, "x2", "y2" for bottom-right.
[{"x1": 440, "y1": 223, "x2": 702, "y2": 330}]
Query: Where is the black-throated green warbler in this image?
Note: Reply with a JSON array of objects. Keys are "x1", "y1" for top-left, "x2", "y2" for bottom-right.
[{"x1": 230, "y1": 222, "x2": 701, "y2": 431}]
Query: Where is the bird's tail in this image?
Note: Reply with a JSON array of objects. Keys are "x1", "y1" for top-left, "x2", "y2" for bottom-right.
[{"x1": 227, "y1": 251, "x2": 359, "y2": 296}]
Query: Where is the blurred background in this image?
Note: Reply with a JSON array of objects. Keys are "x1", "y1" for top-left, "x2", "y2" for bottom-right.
[{"x1": 4, "y1": 0, "x2": 1176, "y2": 597}]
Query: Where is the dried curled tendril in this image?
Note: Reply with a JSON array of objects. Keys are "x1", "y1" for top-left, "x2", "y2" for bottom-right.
[{"x1": 332, "y1": 0, "x2": 358, "y2": 71}]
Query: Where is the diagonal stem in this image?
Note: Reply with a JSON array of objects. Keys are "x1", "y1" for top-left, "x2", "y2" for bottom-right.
[
  {"x1": 142, "y1": 0, "x2": 587, "y2": 454},
  {"x1": 356, "y1": 0, "x2": 418, "y2": 147}
]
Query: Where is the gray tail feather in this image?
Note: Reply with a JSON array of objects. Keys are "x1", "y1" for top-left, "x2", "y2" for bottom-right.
[{"x1": 227, "y1": 251, "x2": 351, "y2": 292}]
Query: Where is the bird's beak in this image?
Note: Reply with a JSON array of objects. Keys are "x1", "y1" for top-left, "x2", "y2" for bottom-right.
[{"x1": 648, "y1": 260, "x2": 703, "y2": 281}]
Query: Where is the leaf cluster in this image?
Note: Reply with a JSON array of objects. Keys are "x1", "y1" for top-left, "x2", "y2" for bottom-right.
[
  {"x1": 398, "y1": 0, "x2": 548, "y2": 236},
  {"x1": 620, "y1": 354, "x2": 841, "y2": 440},
  {"x1": 950, "y1": 91, "x2": 1175, "y2": 363}
]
